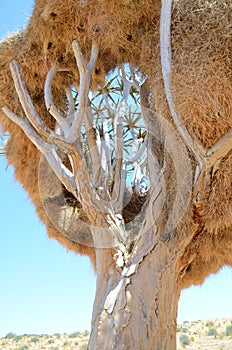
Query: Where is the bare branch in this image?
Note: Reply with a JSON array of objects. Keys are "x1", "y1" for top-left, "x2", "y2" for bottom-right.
[
  {"x1": 2, "y1": 106, "x2": 77, "y2": 196},
  {"x1": 104, "y1": 94, "x2": 115, "y2": 114},
  {"x1": 111, "y1": 67, "x2": 137, "y2": 202},
  {"x1": 119, "y1": 66, "x2": 133, "y2": 102},
  {"x1": 44, "y1": 66, "x2": 70, "y2": 136},
  {"x1": 65, "y1": 86, "x2": 75, "y2": 122},
  {"x1": 95, "y1": 118, "x2": 112, "y2": 189},
  {"x1": 9, "y1": 61, "x2": 76, "y2": 156},
  {"x1": 160, "y1": 0, "x2": 206, "y2": 167},
  {"x1": 65, "y1": 40, "x2": 102, "y2": 184},
  {"x1": 126, "y1": 138, "x2": 147, "y2": 165},
  {"x1": 9, "y1": 64, "x2": 82, "y2": 160},
  {"x1": 3, "y1": 60, "x2": 88, "y2": 197},
  {"x1": 102, "y1": 117, "x2": 112, "y2": 176},
  {"x1": 83, "y1": 110, "x2": 102, "y2": 186},
  {"x1": 160, "y1": 0, "x2": 232, "y2": 196},
  {"x1": 2, "y1": 106, "x2": 46, "y2": 152},
  {"x1": 69, "y1": 40, "x2": 99, "y2": 142},
  {"x1": 111, "y1": 101, "x2": 125, "y2": 207},
  {"x1": 129, "y1": 64, "x2": 147, "y2": 89},
  {"x1": 206, "y1": 129, "x2": 232, "y2": 165},
  {"x1": 10, "y1": 61, "x2": 51, "y2": 137},
  {"x1": 87, "y1": 41, "x2": 100, "y2": 72}
]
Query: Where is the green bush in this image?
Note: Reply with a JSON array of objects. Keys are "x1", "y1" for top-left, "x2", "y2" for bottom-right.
[
  {"x1": 17, "y1": 346, "x2": 29, "y2": 350},
  {"x1": 30, "y1": 336, "x2": 40, "y2": 343},
  {"x1": 5, "y1": 332, "x2": 17, "y2": 339},
  {"x1": 179, "y1": 334, "x2": 190, "y2": 346},
  {"x1": 180, "y1": 327, "x2": 188, "y2": 333},
  {"x1": 219, "y1": 331, "x2": 225, "y2": 340},
  {"x1": 14, "y1": 335, "x2": 23, "y2": 342},
  {"x1": 68, "y1": 331, "x2": 80, "y2": 338},
  {"x1": 206, "y1": 321, "x2": 215, "y2": 327},
  {"x1": 226, "y1": 324, "x2": 232, "y2": 336},
  {"x1": 207, "y1": 328, "x2": 217, "y2": 336}
]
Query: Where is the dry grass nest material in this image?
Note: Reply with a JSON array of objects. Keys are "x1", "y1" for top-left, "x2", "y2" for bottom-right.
[{"x1": 0, "y1": 0, "x2": 231, "y2": 287}]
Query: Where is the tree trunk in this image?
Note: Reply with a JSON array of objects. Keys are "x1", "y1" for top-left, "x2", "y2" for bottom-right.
[{"x1": 88, "y1": 227, "x2": 180, "y2": 350}]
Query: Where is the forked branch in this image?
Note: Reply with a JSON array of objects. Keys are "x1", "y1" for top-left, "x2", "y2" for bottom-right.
[
  {"x1": 69, "y1": 40, "x2": 99, "y2": 142},
  {"x1": 2, "y1": 42, "x2": 101, "y2": 201},
  {"x1": 160, "y1": 0, "x2": 206, "y2": 167},
  {"x1": 206, "y1": 129, "x2": 232, "y2": 165},
  {"x1": 160, "y1": 0, "x2": 232, "y2": 177},
  {"x1": 2, "y1": 105, "x2": 77, "y2": 196}
]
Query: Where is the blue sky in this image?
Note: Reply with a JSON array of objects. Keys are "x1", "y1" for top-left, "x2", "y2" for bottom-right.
[{"x1": 0, "y1": 0, "x2": 231, "y2": 338}]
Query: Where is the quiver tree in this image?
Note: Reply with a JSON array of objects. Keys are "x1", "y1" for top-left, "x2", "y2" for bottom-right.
[{"x1": 0, "y1": 0, "x2": 231, "y2": 349}]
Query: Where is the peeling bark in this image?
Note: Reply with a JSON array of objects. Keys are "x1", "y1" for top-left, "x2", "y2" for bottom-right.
[{"x1": 89, "y1": 227, "x2": 180, "y2": 350}]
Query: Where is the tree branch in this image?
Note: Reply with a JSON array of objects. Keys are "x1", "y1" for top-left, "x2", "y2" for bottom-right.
[
  {"x1": 10, "y1": 61, "x2": 52, "y2": 137},
  {"x1": 160, "y1": 0, "x2": 232, "y2": 194},
  {"x1": 69, "y1": 40, "x2": 99, "y2": 142},
  {"x1": 2, "y1": 106, "x2": 77, "y2": 196},
  {"x1": 65, "y1": 86, "x2": 75, "y2": 122},
  {"x1": 160, "y1": 0, "x2": 206, "y2": 167},
  {"x1": 206, "y1": 129, "x2": 232, "y2": 165},
  {"x1": 44, "y1": 66, "x2": 70, "y2": 136},
  {"x1": 111, "y1": 103, "x2": 126, "y2": 211},
  {"x1": 8, "y1": 61, "x2": 75, "y2": 154},
  {"x1": 126, "y1": 138, "x2": 147, "y2": 165},
  {"x1": 70, "y1": 40, "x2": 102, "y2": 185}
]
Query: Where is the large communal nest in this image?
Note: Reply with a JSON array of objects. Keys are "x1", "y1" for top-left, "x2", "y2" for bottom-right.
[{"x1": 0, "y1": 0, "x2": 231, "y2": 287}]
